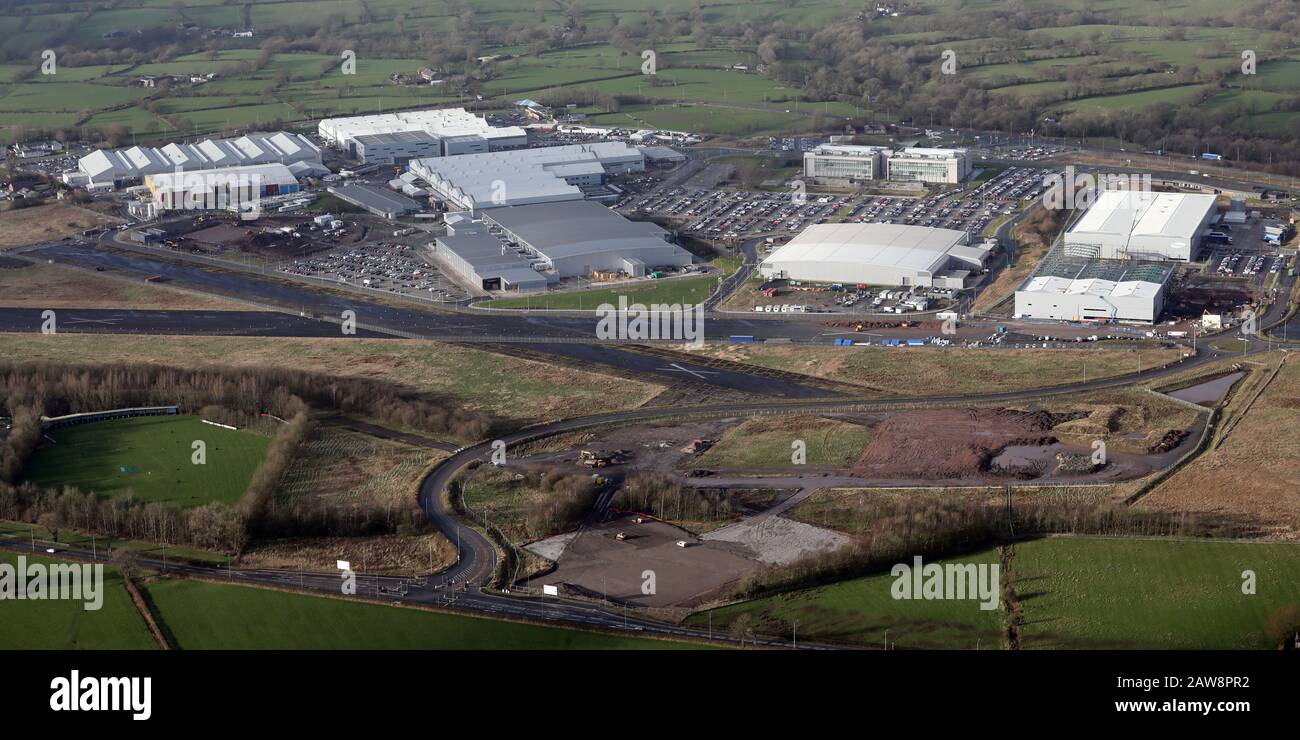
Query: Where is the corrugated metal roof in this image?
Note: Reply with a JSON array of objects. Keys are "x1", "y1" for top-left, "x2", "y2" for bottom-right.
[
  {"x1": 1069, "y1": 190, "x2": 1217, "y2": 239},
  {"x1": 482, "y1": 201, "x2": 687, "y2": 262},
  {"x1": 762, "y1": 223, "x2": 970, "y2": 272}
]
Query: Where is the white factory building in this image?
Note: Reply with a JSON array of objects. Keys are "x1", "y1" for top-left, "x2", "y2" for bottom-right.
[
  {"x1": 408, "y1": 142, "x2": 645, "y2": 210},
  {"x1": 758, "y1": 223, "x2": 990, "y2": 288},
  {"x1": 1063, "y1": 190, "x2": 1218, "y2": 262},
  {"x1": 886, "y1": 147, "x2": 970, "y2": 184},
  {"x1": 68, "y1": 132, "x2": 321, "y2": 190},
  {"x1": 317, "y1": 108, "x2": 527, "y2": 156},
  {"x1": 803, "y1": 144, "x2": 887, "y2": 182},
  {"x1": 145, "y1": 163, "x2": 299, "y2": 212},
  {"x1": 352, "y1": 131, "x2": 444, "y2": 165},
  {"x1": 1014, "y1": 256, "x2": 1172, "y2": 324}
]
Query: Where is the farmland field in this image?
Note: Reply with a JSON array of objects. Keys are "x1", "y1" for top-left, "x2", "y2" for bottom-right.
[
  {"x1": 0, "y1": 552, "x2": 156, "y2": 650},
  {"x1": 689, "y1": 537, "x2": 1300, "y2": 649},
  {"x1": 24, "y1": 415, "x2": 270, "y2": 507},
  {"x1": 0, "y1": 0, "x2": 1294, "y2": 146}
]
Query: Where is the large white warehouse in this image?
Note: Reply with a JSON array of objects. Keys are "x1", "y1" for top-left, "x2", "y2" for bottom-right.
[
  {"x1": 758, "y1": 223, "x2": 990, "y2": 288},
  {"x1": 409, "y1": 142, "x2": 644, "y2": 210},
  {"x1": 1064, "y1": 190, "x2": 1218, "y2": 262},
  {"x1": 1014, "y1": 256, "x2": 1172, "y2": 324},
  {"x1": 318, "y1": 108, "x2": 527, "y2": 154}
]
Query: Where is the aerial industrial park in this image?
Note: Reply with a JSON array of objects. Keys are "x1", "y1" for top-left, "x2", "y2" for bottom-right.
[{"x1": 1, "y1": 0, "x2": 1299, "y2": 722}]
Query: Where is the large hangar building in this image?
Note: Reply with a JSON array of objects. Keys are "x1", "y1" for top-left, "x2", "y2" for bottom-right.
[
  {"x1": 479, "y1": 201, "x2": 692, "y2": 278},
  {"x1": 758, "y1": 223, "x2": 990, "y2": 288},
  {"x1": 409, "y1": 142, "x2": 645, "y2": 210},
  {"x1": 318, "y1": 108, "x2": 527, "y2": 156},
  {"x1": 1064, "y1": 190, "x2": 1218, "y2": 262}
]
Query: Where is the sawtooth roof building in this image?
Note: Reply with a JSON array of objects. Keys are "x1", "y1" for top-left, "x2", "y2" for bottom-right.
[
  {"x1": 146, "y1": 163, "x2": 299, "y2": 211},
  {"x1": 1064, "y1": 190, "x2": 1218, "y2": 262},
  {"x1": 71, "y1": 132, "x2": 320, "y2": 190},
  {"x1": 758, "y1": 223, "x2": 990, "y2": 288}
]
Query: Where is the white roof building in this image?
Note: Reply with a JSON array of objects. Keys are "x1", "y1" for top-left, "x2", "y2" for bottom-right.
[
  {"x1": 758, "y1": 223, "x2": 988, "y2": 288},
  {"x1": 409, "y1": 142, "x2": 645, "y2": 210},
  {"x1": 76, "y1": 132, "x2": 320, "y2": 188},
  {"x1": 886, "y1": 147, "x2": 971, "y2": 183},
  {"x1": 1064, "y1": 190, "x2": 1218, "y2": 262},
  {"x1": 1014, "y1": 256, "x2": 1172, "y2": 324},
  {"x1": 317, "y1": 107, "x2": 527, "y2": 152}
]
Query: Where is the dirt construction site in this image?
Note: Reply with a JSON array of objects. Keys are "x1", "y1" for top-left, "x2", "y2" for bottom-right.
[{"x1": 510, "y1": 393, "x2": 1209, "y2": 608}]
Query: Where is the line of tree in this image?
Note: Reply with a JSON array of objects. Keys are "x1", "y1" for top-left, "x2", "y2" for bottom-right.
[
  {"x1": 522, "y1": 467, "x2": 600, "y2": 539},
  {"x1": 0, "y1": 405, "x2": 41, "y2": 484},
  {"x1": 238, "y1": 401, "x2": 311, "y2": 524},
  {"x1": 0, "y1": 482, "x2": 250, "y2": 554},
  {"x1": 0, "y1": 361, "x2": 494, "y2": 441},
  {"x1": 611, "y1": 472, "x2": 742, "y2": 524}
]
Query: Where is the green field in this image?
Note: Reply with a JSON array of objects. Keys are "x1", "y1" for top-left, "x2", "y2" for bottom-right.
[
  {"x1": 690, "y1": 548, "x2": 1005, "y2": 649},
  {"x1": 24, "y1": 415, "x2": 270, "y2": 507},
  {"x1": 144, "y1": 578, "x2": 703, "y2": 649},
  {"x1": 0, "y1": 552, "x2": 156, "y2": 650},
  {"x1": 480, "y1": 275, "x2": 718, "y2": 310},
  {"x1": 689, "y1": 537, "x2": 1300, "y2": 649},
  {"x1": 696, "y1": 416, "x2": 872, "y2": 470}
]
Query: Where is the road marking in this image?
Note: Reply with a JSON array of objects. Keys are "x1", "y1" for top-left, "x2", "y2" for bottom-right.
[
  {"x1": 63, "y1": 316, "x2": 123, "y2": 326},
  {"x1": 657, "y1": 363, "x2": 720, "y2": 380}
]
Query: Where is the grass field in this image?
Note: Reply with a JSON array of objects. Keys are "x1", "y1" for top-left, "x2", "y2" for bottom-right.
[
  {"x1": 0, "y1": 552, "x2": 156, "y2": 650},
  {"x1": 0, "y1": 203, "x2": 122, "y2": 250},
  {"x1": 24, "y1": 415, "x2": 270, "y2": 507},
  {"x1": 696, "y1": 416, "x2": 872, "y2": 470},
  {"x1": 144, "y1": 578, "x2": 702, "y2": 649},
  {"x1": 0, "y1": 333, "x2": 664, "y2": 425},
  {"x1": 698, "y1": 344, "x2": 1182, "y2": 396},
  {"x1": 0, "y1": 2, "x2": 1296, "y2": 145},
  {"x1": 480, "y1": 275, "x2": 718, "y2": 310},
  {"x1": 0, "y1": 260, "x2": 245, "y2": 310},
  {"x1": 1140, "y1": 354, "x2": 1300, "y2": 537},
  {"x1": 689, "y1": 537, "x2": 1300, "y2": 649},
  {"x1": 688, "y1": 547, "x2": 1006, "y2": 649}
]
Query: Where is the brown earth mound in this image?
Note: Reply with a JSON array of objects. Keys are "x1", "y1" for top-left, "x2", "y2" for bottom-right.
[{"x1": 852, "y1": 408, "x2": 1070, "y2": 479}]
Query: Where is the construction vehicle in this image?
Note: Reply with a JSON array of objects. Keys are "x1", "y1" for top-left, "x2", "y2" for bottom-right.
[
  {"x1": 579, "y1": 450, "x2": 614, "y2": 468},
  {"x1": 682, "y1": 438, "x2": 714, "y2": 454}
]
